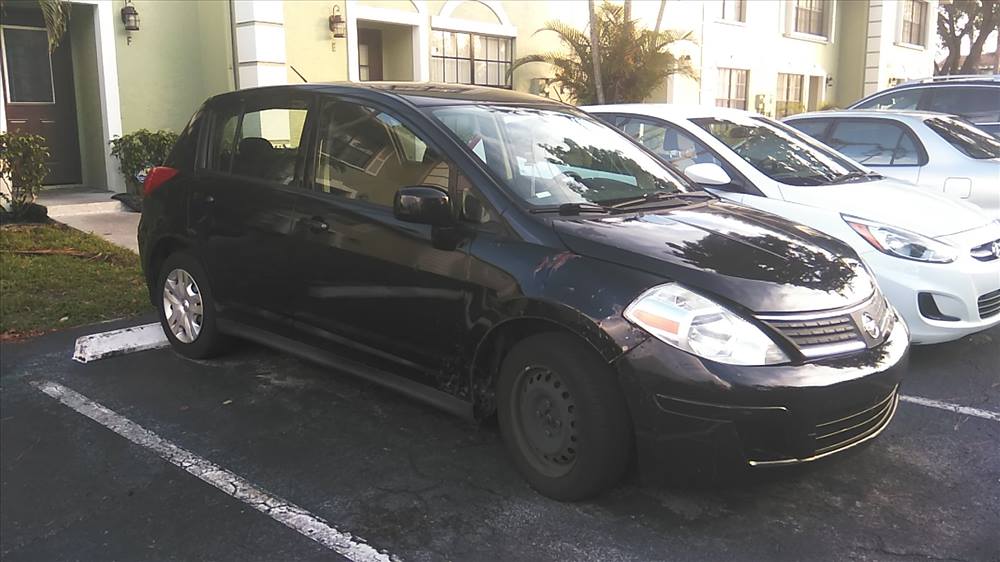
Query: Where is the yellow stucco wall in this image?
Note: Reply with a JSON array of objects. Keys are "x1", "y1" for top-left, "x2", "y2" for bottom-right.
[
  {"x1": 113, "y1": 0, "x2": 234, "y2": 134},
  {"x1": 283, "y1": 0, "x2": 349, "y2": 84}
]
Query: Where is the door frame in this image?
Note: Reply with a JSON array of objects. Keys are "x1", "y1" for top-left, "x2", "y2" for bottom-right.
[
  {"x1": 347, "y1": 1, "x2": 428, "y2": 82},
  {"x1": 0, "y1": 0, "x2": 124, "y2": 192}
]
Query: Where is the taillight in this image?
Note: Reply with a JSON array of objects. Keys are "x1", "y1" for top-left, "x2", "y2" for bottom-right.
[{"x1": 143, "y1": 166, "x2": 179, "y2": 197}]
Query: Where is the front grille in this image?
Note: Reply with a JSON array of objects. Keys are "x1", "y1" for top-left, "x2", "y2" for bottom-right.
[
  {"x1": 970, "y1": 239, "x2": 1000, "y2": 262},
  {"x1": 758, "y1": 293, "x2": 891, "y2": 359},
  {"x1": 767, "y1": 315, "x2": 858, "y2": 347},
  {"x1": 978, "y1": 289, "x2": 1000, "y2": 319},
  {"x1": 812, "y1": 389, "x2": 898, "y2": 455}
]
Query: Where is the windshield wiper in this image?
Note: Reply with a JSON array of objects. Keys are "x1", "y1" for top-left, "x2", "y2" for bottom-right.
[
  {"x1": 529, "y1": 202, "x2": 612, "y2": 216},
  {"x1": 829, "y1": 171, "x2": 882, "y2": 184},
  {"x1": 610, "y1": 190, "x2": 714, "y2": 210}
]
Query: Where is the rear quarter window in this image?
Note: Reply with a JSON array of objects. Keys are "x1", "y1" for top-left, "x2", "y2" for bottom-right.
[{"x1": 164, "y1": 109, "x2": 204, "y2": 171}]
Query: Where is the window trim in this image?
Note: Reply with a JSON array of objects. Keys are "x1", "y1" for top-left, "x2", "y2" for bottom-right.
[
  {"x1": 716, "y1": 68, "x2": 749, "y2": 110},
  {"x1": 895, "y1": 0, "x2": 929, "y2": 49},
  {"x1": 784, "y1": 0, "x2": 834, "y2": 42},
  {"x1": 0, "y1": 25, "x2": 57, "y2": 105},
  {"x1": 823, "y1": 117, "x2": 929, "y2": 167},
  {"x1": 719, "y1": 0, "x2": 747, "y2": 24},
  {"x1": 602, "y1": 112, "x2": 764, "y2": 197}
]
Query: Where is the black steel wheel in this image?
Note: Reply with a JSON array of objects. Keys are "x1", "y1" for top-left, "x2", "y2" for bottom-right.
[{"x1": 497, "y1": 332, "x2": 633, "y2": 500}]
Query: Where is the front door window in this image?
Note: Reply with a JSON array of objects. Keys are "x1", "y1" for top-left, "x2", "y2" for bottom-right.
[{"x1": 2, "y1": 27, "x2": 54, "y2": 103}]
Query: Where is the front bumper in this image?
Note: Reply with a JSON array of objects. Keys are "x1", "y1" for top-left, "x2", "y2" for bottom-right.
[
  {"x1": 862, "y1": 247, "x2": 1000, "y2": 345},
  {"x1": 613, "y1": 316, "x2": 909, "y2": 478}
]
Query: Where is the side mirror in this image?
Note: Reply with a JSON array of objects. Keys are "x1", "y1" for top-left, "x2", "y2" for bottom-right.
[
  {"x1": 684, "y1": 162, "x2": 732, "y2": 186},
  {"x1": 394, "y1": 186, "x2": 453, "y2": 226}
]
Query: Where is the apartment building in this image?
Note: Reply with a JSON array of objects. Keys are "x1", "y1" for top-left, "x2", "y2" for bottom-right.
[{"x1": 0, "y1": 0, "x2": 938, "y2": 192}]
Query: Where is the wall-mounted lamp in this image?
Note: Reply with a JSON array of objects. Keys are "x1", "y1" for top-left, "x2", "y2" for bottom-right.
[
  {"x1": 329, "y1": 6, "x2": 346, "y2": 38},
  {"x1": 825, "y1": 75, "x2": 834, "y2": 87},
  {"x1": 121, "y1": 0, "x2": 139, "y2": 44}
]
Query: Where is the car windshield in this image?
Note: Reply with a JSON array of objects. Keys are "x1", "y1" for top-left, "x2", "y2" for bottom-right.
[
  {"x1": 429, "y1": 105, "x2": 694, "y2": 208},
  {"x1": 924, "y1": 117, "x2": 1000, "y2": 160},
  {"x1": 692, "y1": 115, "x2": 863, "y2": 186}
]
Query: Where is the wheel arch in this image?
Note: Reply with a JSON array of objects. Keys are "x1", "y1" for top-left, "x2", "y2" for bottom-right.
[
  {"x1": 468, "y1": 301, "x2": 639, "y2": 420},
  {"x1": 144, "y1": 235, "x2": 191, "y2": 303}
]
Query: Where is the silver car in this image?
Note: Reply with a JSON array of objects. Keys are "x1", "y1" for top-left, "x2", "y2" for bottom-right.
[{"x1": 784, "y1": 110, "x2": 1000, "y2": 218}]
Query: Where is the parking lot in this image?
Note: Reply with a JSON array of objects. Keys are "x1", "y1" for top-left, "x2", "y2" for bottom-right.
[{"x1": 2, "y1": 317, "x2": 997, "y2": 562}]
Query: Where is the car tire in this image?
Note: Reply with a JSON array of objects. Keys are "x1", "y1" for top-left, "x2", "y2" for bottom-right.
[
  {"x1": 497, "y1": 332, "x2": 633, "y2": 501},
  {"x1": 156, "y1": 251, "x2": 227, "y2": 359}
]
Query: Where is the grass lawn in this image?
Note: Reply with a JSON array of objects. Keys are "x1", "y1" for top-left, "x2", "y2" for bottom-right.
[{"x1": 0, "y1": 222, "x2": 151, "y2": 339}]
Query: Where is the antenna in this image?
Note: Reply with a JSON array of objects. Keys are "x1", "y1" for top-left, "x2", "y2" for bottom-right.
[{"x1": 290, "y1": 65, "x2": 308, "y2": 83}]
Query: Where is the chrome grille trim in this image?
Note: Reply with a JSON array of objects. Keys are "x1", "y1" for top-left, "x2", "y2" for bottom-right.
[{"x1": 755, "y1": 291, "x2": 876, "y2": 321}]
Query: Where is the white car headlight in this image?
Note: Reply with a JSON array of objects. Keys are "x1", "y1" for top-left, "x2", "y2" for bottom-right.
[
  {"x1": 624, "y1": 284, "x2": 789, "y2": 366},
  {"x1": 843, "y1": 215, "x2": 957, "y2": 263}
]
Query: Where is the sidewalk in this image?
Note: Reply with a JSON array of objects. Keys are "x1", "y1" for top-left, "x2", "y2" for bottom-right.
[{"x1": 36, "y1": 188, "x2": 140, "y2": 253}]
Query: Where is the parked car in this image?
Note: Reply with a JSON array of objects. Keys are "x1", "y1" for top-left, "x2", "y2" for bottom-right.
[
  {"x1": 783, "y1": 110, "x2": 1000, "y2": 218},
  {"x1": 140, "y1": 84, "x2": 907, "y2": 500},
  {"x1": 847, "y1": 76, "x2": 1000, "y2": 136},
  {"x1": 585, "y1": 104, "x2": 1000, "y2": 345}
]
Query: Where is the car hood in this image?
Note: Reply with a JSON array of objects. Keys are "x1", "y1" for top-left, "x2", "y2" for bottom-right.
[
  {"x1": 553, "y1": 200, "x2": 875, "y2": 313},
  {"x1": 778, "y1": 177, "x2": 992, "y2": 238}
]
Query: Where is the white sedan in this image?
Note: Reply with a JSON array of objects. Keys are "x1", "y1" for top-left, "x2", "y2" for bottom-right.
[
  {"x1": 584, "y1": 104, "x2": 1000, "y2": 345},
  {"x1": 783, "y1": 110, "x2": 1000, "y2": 218}
]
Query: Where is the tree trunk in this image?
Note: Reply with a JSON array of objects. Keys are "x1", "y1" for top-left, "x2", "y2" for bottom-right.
[
  {"x1": 589, "y1": 0, "x2": 605, "y2": 104},
  {"x1": 653, "y1": 0, "x2": 666, "y2": 36},
  {"x1": 959, "y1": 12, "x2": 1000, "y2": 74}
]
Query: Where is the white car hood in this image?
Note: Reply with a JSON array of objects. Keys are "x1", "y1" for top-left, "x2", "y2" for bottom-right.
[{"x1": 779, "y1": 177, "x2": 993, "y2": 239}]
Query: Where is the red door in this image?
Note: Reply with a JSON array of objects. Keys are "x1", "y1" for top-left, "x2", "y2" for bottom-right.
[{"x1": 1, "y1": 9, "x2": 82, "y2": 185}]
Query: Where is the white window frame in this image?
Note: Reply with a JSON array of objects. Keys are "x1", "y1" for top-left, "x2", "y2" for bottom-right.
[
  {"x1": 784, "y1": 0, "x2": 835, "y2": 43},
  {"x1": 894, "y1": 0, "x2": 930, "y2": 50},
  {"x1": 0, "y1": 25, "x2": 58, "y2": 105}
]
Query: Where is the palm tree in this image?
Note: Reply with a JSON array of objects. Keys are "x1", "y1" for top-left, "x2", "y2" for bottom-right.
[
  {"x1": 512, "y1": 1, "x2": 697, "y2": 105},
  {"x1": 0, "y1": 0, "x2": 72, "y2": 52}
]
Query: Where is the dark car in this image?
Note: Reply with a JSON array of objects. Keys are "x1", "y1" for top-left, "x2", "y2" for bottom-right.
[
  {"x1": 139, "y1": 83, "x2": 908, "y2": 500},
  {"x1": 849, "y1": 76, "x2": 1000, "y2": 135}
]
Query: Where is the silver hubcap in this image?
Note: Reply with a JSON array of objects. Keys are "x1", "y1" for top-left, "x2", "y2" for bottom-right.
[{"x1": 162, "y1": 268, "x2": 204, "y2": 344}]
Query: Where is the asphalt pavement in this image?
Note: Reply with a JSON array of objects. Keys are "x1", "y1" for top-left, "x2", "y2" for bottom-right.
[{"x1": 2, "y1": 316, "x2": 998, "y2": 561}]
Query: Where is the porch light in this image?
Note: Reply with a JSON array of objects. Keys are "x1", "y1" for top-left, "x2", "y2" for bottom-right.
[
  {"x1": 329, "y1": 6, "x2": 346, "y2": 38},
  {"x1": 120, "y1": 2, "x2": 140, "y2": 33}
]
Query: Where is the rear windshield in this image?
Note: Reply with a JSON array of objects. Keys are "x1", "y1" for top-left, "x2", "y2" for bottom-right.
[{"x1": 925, "y1": 117, "x2": 1000, "y2": 159}]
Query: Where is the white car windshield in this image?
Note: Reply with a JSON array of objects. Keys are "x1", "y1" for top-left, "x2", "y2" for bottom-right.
[
  {"x1": 430, "y1": 105, "x2": 695, "y2": 208},
  {"x1": 692, "y1": 115, "x2": 868, "y2": 186}
]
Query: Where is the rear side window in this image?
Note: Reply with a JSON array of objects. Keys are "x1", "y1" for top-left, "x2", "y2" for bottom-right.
[
  {"x1": 827, "y1": 120, "x2": 922, "y2": 166},
  {"x1": 313, "y1": 101, "x2": 453, "y2": 207},
  {"x1": 854, "y1": 88, "x2": 921, "y2": 110},
  {"x1": 924, "y1": 87, "x2": 1000, "y2": 123},
  {"x1": 206, "y1": 94, "x2": 310, "y2": 185},
  {"x1": 785, "y1": 119, "x2": 832, "y2": 141},
  {"x1": 925, "y1": 117, "x2": 1000, "y2": 159}
]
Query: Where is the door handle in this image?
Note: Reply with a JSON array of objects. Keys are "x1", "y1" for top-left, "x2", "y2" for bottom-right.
[
  {"x1": 196, "y1": 193, "x2": 215, "y2": 204},
  {"x1": 304, "y1": 217, "x2": 329, "y2": 233}
]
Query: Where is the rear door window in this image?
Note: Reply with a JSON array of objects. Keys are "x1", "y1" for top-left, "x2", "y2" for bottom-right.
[
  {"x1": 206, "y1": 93, "x2": 311, "y2": 185},
  {"x1": 923, "y1": 87, "x2": 1000, "y2": 123},
  {"x1": 827, "y1": 120, "x2": 923, "y2": 166}
]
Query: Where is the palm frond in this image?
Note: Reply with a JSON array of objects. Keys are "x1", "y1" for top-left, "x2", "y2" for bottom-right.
[{"x1": 38, "y1": 0, "x2": 71, "y2": 52}]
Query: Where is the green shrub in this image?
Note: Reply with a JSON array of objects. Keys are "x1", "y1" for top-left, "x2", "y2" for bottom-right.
[
  {"x1": 0, "y1": 132, "x2": 50, "y2": 218},
  {"x1": 109, "y1": 129, "x2": 178, "y2": 194}
]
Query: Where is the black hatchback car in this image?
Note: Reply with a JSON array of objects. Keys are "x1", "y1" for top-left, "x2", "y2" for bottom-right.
[{"x1": 139, "y1": 83, "x2": 908, "y2": 500}]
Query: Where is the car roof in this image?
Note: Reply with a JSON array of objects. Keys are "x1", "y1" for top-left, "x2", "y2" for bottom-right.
[
  {"x1": 891, "y1": 75, "x2": 1000, "y2": 88},
  {"x1": 583, "y1": 103, "x2": 752, "y2": 121},
  {"x1": 784, "y1": 109, "x2": 953, "y2": 122},
  {"x1": 209, "y1": 82, "x2": 567, "y2": 108}
]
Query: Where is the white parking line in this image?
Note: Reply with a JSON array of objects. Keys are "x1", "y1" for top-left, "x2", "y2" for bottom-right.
[
  {"x1": 32, "y1": 381, "x2": 394, "y2": 562},
  {"x1": 899, "y1": 394, "x2": 1000, "y2": 422},
  {"x1": 73, "y1": 323, "x2": 169, "y2": 363}
]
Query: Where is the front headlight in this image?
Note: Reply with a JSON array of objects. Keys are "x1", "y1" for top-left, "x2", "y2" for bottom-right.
[
  {"x1": 624, "y1": 284, "x2": 788, "y2": 366},
  {"x1": 843, "y1": 215, "x2": 957, "y2": 263}
]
